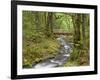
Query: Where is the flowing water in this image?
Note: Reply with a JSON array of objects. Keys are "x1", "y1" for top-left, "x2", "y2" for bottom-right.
[{"x1": 32, "y1": 36, "x2": 72, "y2": 68}]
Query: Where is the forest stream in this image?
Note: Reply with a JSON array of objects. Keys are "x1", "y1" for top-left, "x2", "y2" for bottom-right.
[{"x1": 32, "y1": 36, "x2": 72, "y2": 68}]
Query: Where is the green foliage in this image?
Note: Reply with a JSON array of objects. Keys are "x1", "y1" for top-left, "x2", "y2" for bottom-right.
[
  {"x1": 22, "y1": 11, "x2": 90, "y2": 68},
  {"x1": 23, "y1": 38, "x2": 60, "y2": 68},
  {"x1": 23, "y1": 11, "x2": 61, "y2": 68},
  {"x1": 64, "y1": 47, "x2": 89, "y2": 67},
  {"x1": 54, "y1": 13, "x2": 73, "y2": 32},
  {"x1": 63, "y1": 60, "x2": 78, "y2": 67}
]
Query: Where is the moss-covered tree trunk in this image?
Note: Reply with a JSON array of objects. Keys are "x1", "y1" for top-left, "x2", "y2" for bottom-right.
[
  {"x1": 82, "y1": 14, "x2": 86, "y2": 49},
  {"x1": 72, "y1": 14, "x2": 81, "y2": 47},
  {"x1": 45, "y1": 12, "x2": 54, "y2": 37}
]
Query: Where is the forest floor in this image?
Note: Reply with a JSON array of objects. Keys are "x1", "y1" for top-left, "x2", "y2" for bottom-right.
[{"x1": 23, "y1": 35, "x2": 89, "y2": 68}]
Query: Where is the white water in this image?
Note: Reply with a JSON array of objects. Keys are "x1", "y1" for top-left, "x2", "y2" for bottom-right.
[{"x1": 32, "y1": 36, "x2": 72, "y2": 68}]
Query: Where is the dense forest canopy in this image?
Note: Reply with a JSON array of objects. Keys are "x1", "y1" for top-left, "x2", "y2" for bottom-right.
[{"x1": 22, "y1": 11, "x2": 90, "y2": 68}]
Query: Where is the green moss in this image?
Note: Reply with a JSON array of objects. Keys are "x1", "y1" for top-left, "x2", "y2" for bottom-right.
[
  {"x1": 23, "y1": 37, "x2": 60, "y2": 68},
  {"x1": 63, "y1": 61, "x2": 78, "y2": 67}
]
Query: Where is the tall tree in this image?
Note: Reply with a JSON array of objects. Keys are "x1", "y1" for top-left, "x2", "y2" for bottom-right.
[
  {"x1": 82, "y1": 14, "x2": 86, "y2": 48},
  {"x1": 72, "y1": 14, "x2": 81, "y2": 46},
  {"x1": 45, "y1": 12, "x2": 54, "y2": 37}
]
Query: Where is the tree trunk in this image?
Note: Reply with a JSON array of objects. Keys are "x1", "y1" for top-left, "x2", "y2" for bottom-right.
[{"x1": 82, "y1": 14, "x2": 86, "y2": 48}]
